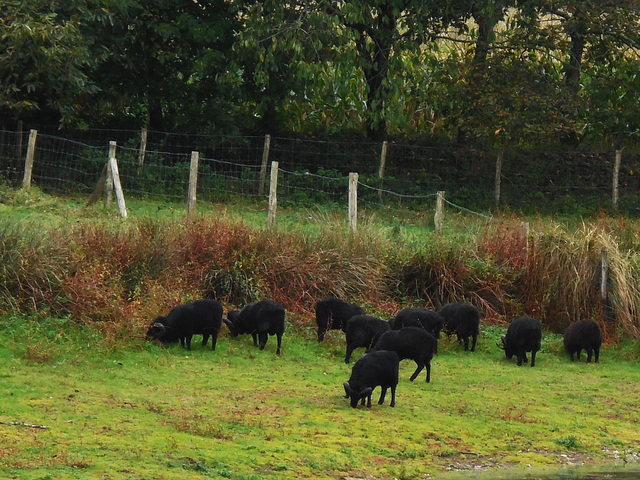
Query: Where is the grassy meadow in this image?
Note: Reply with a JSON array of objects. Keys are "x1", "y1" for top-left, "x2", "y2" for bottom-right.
[
  {"x1": 1, "y1": 185, "x2": 640, "y2": 479},
  {"x1": 1, "y1": 315, "x2": 640, "y2": 480}
]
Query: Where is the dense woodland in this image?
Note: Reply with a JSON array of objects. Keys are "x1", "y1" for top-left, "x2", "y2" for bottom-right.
[{"x1": 1, "y1": 1, "x2": 639, "y2": 149}]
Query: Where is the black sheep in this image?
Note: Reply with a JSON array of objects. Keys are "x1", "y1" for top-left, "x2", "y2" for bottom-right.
[
  {"x1": 223, "y1": 299, "x2": 285, "y2": 354},
  {"x1": 390, "y1": 307, "x2": 444, "y2": 351},
  {"x1": 372, "y1": 327, "x2": 438, "y2": 382},
  {"x1": 564, "y1": 319, "x2": 602, "y2": 363},
  {"x1": 438, "y1": 302, "x2": 480, "y2": 351},
  {"x1": 343, "y1": 350, "x2": 400, "y2": 408},
  {"x1": 146, "y1": 299, "x2": 223, "y2": 351},
  {"x1": 315, "y1": 298, "x2": 365, "y2": 342},
  {"x1": 344, "y1": 315, "x2": 391, "y2": 364},
  {"x1": 500, "y1": 316, "x2": 542, "y2": 367}
]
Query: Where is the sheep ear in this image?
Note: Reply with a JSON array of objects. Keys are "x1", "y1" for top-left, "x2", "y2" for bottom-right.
[{"x1": 343, "y1": 382, "x2": 352, "y2": 398}]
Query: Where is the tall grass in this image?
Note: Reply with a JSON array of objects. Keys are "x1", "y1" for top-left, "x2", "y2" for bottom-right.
[{"x1": 2, "y1": 188, "x2": 640, "y2": 340}]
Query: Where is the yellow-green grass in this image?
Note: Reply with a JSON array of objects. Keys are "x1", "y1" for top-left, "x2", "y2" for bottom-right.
[{"x1": 1, "y1": 316, "x2": 639, "y2": 480}]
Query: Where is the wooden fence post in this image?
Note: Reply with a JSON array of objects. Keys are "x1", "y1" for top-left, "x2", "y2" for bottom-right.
[
  {"x1": 267, "y1": 161, "x2": 279, "y2": 230},
  {"x1": 138, "y1": 127, "x2": 148, "y2": 173},
  {"x1": 187, "y1": 151, "x2": 199, "y2": 220},
  {"x1": 434, "y1": 191, "x2": 445, "y2": 235},
  {"x1": 109, "y1": 154, "x2": 128, "y2": 219},
  {"x1": 259, "y1": 134, "x2": 271, "y2": 196},
  {"x1": 349, "y1": 172, "x2": 358, "y2": 233},
  {"x1": 612, "y1": 149, "x2": 622, "y2": 209},
  {"x1": 104, "y1": 141, "x2": 116, "y2": 208},
  {"x1": 22, "y1": 129, "x2": 37, "y2": 189},
  {"x1": 494, "y1": 148, "x2": 504, "y2": 208},
  {"x1": 378, "y1": 140, "x2": 388, "y2": 201}
]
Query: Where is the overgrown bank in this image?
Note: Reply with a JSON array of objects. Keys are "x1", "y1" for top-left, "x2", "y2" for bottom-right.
[{"x1": 2, "y1": 189, "x2": 640, "y2": 340}]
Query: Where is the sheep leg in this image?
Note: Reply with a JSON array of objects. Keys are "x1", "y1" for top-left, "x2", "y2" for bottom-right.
[
  {"x1": 258, "y1": 332, "x2": 268, "y2": 350},
  {"x1": 201, "y1": 333, "x2": 210, "y2": 347},
  {"x1": 251, "y1": 333, "x2": 259, "y2": 347},
  {"x1": 344, "y1": 345, "x2": 355, "y2": 364},
  {"x1": 594, "y1": 348, "x2": 600, "y2": 363},
  {"x1": 185, "y1": 335, "x2": 192, "y2": 351},
  {"x1": 275, "y1": 333, "x2": 282, "y2": 355},
  {"x1": 409, "y1": 362, "x2": 424, "y2": 382},
  {"x1": 471, "y1": 334, "x2": 477, "y2": 352},
  {"x1": 378, "y1": 387, "x2": 387, "y2": 405},
  {"x1": 389, "y1": 385, "x2": 396, "y2": 407},
  {"x1": 210, "y1": 332, "x2": 218, "y2": 351},
  {"x1": 530, "y1": 350, "x2": 537, "y2": 367},
  {"x1": 586, "y1": 348, "x2": 593, "y2": 363}
]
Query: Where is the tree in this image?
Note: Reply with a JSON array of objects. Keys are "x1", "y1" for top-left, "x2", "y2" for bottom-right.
[
  {"x1": 79, "y1": 0, "x2": 240, "y2": 133},
  {"x1": 0, "y1": 0, "x2": 96, "y2": 127}
]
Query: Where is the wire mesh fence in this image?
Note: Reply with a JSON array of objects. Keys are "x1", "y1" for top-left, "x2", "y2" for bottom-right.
[{"x1": 2, "y1": 127, "x2": 640, "y2": 217}]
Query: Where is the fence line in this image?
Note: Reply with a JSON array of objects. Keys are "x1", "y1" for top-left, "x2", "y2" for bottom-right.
[{"x1": 3, "y1": 128, "x2": 640, "y2": 221}]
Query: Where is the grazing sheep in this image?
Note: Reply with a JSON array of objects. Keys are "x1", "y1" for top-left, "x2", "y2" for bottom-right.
[
  {"x1": 343, "y1": 350, "x2": 400, "y2": 408},
  {"x1": 564, "y1": 319, "x2": 602, "y2": 363},
  {"x1": 344, "y1": 315, "x2": 391, "y2": 364},
  {"x1": 438, "y1": 302, "x2": 480, "y2": 351},
  {"x1": 315, "y1": 298, "x2": 365, "y2": 342},
  {"x1": 499, "y1": 316, "x2": 542, "y2": 367},
  {"x1": 146, "y1": 299, "x2": 223, "y2": 351},
  {"x1": 390, "y1": 307, "x2": 444, "y2": 351},
  {"x1": 372, "y1": 327, "x2": 438, "y2": 382},
  {"x1": 223, "y1": 300, "x2": 285, "y2": 355}
]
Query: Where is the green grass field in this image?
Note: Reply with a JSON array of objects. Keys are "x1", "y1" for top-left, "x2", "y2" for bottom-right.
[
  {"x1": 1, "y1": 315, "x2": 639, "y2": 480},
  {"x1": 1, "y1": 186, "x2": 640, "y2": 479}
]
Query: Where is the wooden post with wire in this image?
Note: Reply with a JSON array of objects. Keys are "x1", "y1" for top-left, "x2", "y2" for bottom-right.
[
  {"x1": 267, "y1": 161, "x2": 279, "y2": 230},
  {"x1": 138, "y1": 127, "x2": 148, "y2": 174},
  {"x1": 22, "y1": 129, "x2": 37, "y2": 189},
  {"x1": 434, "y1": 191, "x2": 445, "y2": 235},
  {"x1": 259, "y1": 134, "x2": 271, "y2": 196},
  {"x1": 109, "y1": 152, "x2": 128, "y2": 219},
  {"x1": 187, "y1": 151, "x2": 199, "y2": 220},
  {"x1": 612, "y1": 149, "x2": 622, "y2": 210},
  {"x1": 104, "y1": 141, "x2": 116, "y2": 208},
  {"x1": 349, "y1": 172, "x2": 358, "y2": 233},
  {"x1": 378, "y1": 140, "x2": 388, "y2": 201}
]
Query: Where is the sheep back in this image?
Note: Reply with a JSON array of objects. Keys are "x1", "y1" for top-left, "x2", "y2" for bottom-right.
[
  {"x1": 564, "y1": 319, "x2": 602, "y2": 363},
  {"x1": 372, "y1": 327, "x2": 437, "y2": 382},
  {"x1": 391, "y1": 308, "x2": 444, "y2": 339},
  {"x1": 344, "y1": 315, "x2": 391, "y2": 363},
  {"x1": 344, "y1": 350, "x2": 400, "y2": 408},
  {"x1": 315, "y1": 298, "x2": 365, "y2": 341},
  {"x1": 438, "y1": 302, "x2": 480, "y2": 351},
  {"x1": 501, "y1": 316, "x2": 542, "y2": 367},
  {"x1": 146, "y1": 299, "x2": 223, "y2": 351}
]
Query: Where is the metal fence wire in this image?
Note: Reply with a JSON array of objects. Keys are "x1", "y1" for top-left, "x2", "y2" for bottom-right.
[{"x1": 1, "y1": 128, "x2": 639, "y2": 216}]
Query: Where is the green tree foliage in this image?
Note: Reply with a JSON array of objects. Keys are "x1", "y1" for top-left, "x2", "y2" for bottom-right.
[
  {"x1": 0, "y1": 0, "x2": 96, "y2": 127},
  {"x1": 79, "y1": 0, "x2": 241, "y2": 133},
  {"x1": 2, "y1": 0, "x2": 639, "y2": 148}
]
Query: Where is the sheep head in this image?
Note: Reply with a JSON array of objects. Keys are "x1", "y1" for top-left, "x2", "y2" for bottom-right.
[
  {"x1": 222, "y1": 317, "x2": 238, "y2": 337},
  {"x1": 146, "y1": 321, "x2": 167, "y2": 340}
]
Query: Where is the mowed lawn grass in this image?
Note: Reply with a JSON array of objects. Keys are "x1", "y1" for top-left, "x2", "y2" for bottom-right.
[{"x1": 1, "y1": 316, "x2": 639, "y2": 480}]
